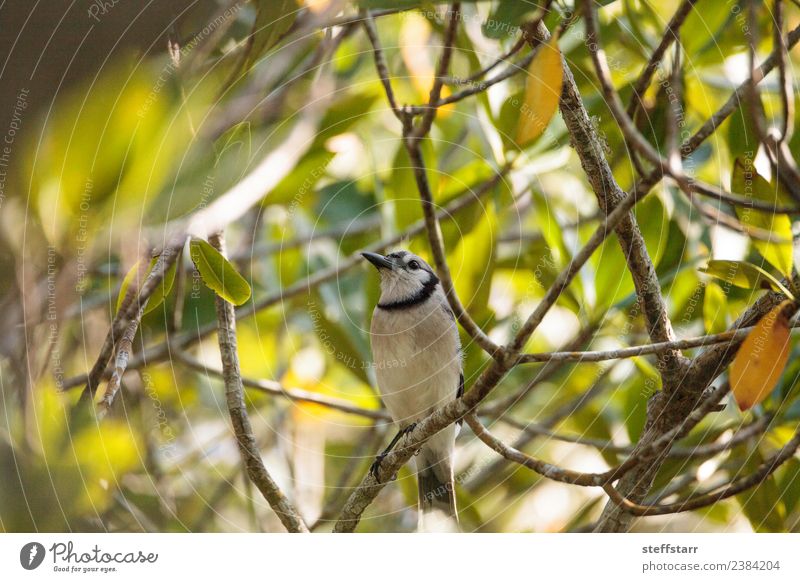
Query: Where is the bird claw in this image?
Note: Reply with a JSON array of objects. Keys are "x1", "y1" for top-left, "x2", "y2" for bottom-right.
[
  {"x1": 370, "y1": 454, "x2": 387, "y2": 482},
  {"x1": 369, "y1": 423, "x2": 417, "y2": 482}
]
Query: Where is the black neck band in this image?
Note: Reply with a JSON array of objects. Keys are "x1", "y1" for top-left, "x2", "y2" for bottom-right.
[{"x1": 377, "y1": 276, "x2": 440, "y2": 311}]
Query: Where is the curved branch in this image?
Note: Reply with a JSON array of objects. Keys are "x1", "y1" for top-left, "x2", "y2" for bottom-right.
[
  {"x1": 603, "y1": 421, "x2": 800, "y2": 516},
  {"x1": 497, "y1": 412, "x2": 773, "y2": 460}
]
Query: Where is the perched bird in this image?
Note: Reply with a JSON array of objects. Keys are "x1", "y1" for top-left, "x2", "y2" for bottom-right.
[{"x1": 361, "y1": 249, "x2": 462, "y2": 531}]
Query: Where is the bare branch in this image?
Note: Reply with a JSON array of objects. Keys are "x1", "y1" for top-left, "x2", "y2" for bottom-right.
[
  {"x1": 412, "y1": 2, "x2": 462, "y2": 139},
  {"x1": 627, "y1": 0, "x2": 699, "y2": 120},
  {"x1": 361, "y1": 10, "x2": 404, "y2": 121},
  {"x1": 603, "y1": 421, "x2": 800, "y2": 516},
  {"x1": 176, "y1": 351, "x2": 391, "y2": 421},
  {"x1": 497, "y1": 412, "x2": 773, "y2": 460},
  {"x1": 466, "y1": 414, "x2": 604, "y2": 486},
  {"x1": 80, "y1": 246, "x2": 181, "y2": 402},
  {"x1": 774, "y1": 0, "x2": 794, "y2": 144},
  {"x1": 518, "y1": 323, "x2": 799, "y2": 363},
  {"x1": 532, "y1": 20, "x2": 687, "y2": 377},
  {"x1": 97, "y1": 318, "x2": 141, "y2": 417}
]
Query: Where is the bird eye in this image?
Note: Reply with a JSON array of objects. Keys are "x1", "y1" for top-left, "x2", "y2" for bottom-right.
[{"x1": 408, "y1": 260, "x2": 420, "y2": 270}]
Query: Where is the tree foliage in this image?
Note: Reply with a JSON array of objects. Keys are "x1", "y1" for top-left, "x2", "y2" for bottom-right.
[{"x1": 1, "y1": 0, "x2": 800, "y2": 533}]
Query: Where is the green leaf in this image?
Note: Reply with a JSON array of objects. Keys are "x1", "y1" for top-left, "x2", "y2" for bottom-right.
[
  {"x1": 309, "y1": 291, "x2": 370, "y2": 385},
  {"x1": 778, "y1": 458, "x2": 800, "y2": 516},
  {"x1": 482, "y1": 0, "x2": 540, "y2": 39},
  {"x1": 449, "y1": 200, "x2": 497, "y2": 318},
  {"x1": 266, "y1": 149, "x2": 336, "y2": 206},
  {"x1": 727, "y1": 107, "x2": 760, "y2": 163},
  {"x1": 700, "y1": 260, "x2": 794, "y2": 299},
  {"x1": 593, "y1": 194, "x2": 667, "y2": 311},
  {"x1": 311, "y1": 91, "x2": 380, "y2": 150},
  {"x1": 116, "y1": 255, "x2": 177, "y2": 315},
  {"x1": 679, "y1": 0, "x2": 730, "y2": 58},
  {"x1": 214, "y1": 121, "x2": 252, "y2": 163},
  {"x1": 731, "y1": 157, "x2": 795, "y2": 278},
  {"x1": 736, "y1": 448, "x2": 787, "y2": 532},
  {"x1": 386, "y1": 141, "x2": 437, "y2": 231},
  {"x1": 189, "y1": 238, "x2": 252, "y2": 306},
  {"x1": 702, "y1": 281, "x2": 728, "y2": 335},
  {"x1": 240, "y1": 0, "x2": 298, "y2": 75}
]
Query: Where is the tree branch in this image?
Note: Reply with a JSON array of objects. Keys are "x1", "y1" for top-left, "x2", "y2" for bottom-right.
[
  {"x1": 627, "y1": 0, "x2": 699, "y2": 120},
  {"x1": 603, "y1": 420, "x2": 800, "y2": 516},
  {"x1": 176, "y1": 350, "x2": 391, "y2": 421},
  {"x1": 209, "y1": 231, "x2": 308, "y2": 533}
]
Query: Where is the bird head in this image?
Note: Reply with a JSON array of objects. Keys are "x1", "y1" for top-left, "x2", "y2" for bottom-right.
[{"x1": 361, "y1": 250, "x2": 440, "y2": 308}]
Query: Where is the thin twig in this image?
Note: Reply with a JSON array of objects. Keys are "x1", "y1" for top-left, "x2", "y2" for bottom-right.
[
  {"x1": 404, "y1": 143, "x2": 503, "y2": 357},
  {"x1": 518, "y1": 323, "x2": 800, "y2": 363},
  {"x1": 627, "y1": 0, "x2": 700, "y2": 120},
  {"x1": 497, "y1": 412, "x2": 773, "y2": 460},
  {"x1": 412, "y1": 2, "x2": 461, "y2": 139},
  {"x1": 176, "y1": 350, "x2": 391, "y2": 421},
  {"x1": 774, "y1": 0, "x2": 794, "y2": 144},
  {"x1": 603, "y1": 421, "x2": 800, "y2": 516},
  {"x1": 97, "y1": 318, "x2": 141, "y2": 417},
  {"x1": 361, "y1": 10, "x2": 404, "y2": 121},
  {"x1": 445, "y1": 35, "x2": 527, "y2": 86}
]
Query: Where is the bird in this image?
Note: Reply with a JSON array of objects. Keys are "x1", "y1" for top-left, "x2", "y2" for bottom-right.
[{"x1": 361, "y1": 249, "x2": 462, "y2": 531}]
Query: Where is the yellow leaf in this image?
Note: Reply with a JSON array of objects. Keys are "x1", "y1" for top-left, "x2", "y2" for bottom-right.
[
  {"x1": 516, "y1": 34, "x2": 563, "y2": 147},
  {"x1": 303, "y1": 0, "x2": 331, "y2": 13},
  {"x1": 730, "y1": 300, "x2": 795, "y2": 410},
  {"x1": 399, "y1": 12, "x2": 453, "y2": 115}
]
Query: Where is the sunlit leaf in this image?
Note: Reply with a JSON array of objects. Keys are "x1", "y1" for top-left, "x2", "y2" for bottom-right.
[
  {"x1": 515, "y1": 34, "x2": 563, "y2": 147},
  {"x1": 116, "y1": 255, "x2": 177, "y2": 315},
  {"x1": 449, "y1": 200, "x2": 497, "y2": 317},
  {"x1": 700, "y1": 260, "x2": 793, "y2": 299},
  {"x1": 386, "y1": 141, "x2": 437, "y2": 231},
  {"x1": 735, "y1": 447, "x2": 787, "y2": 532},
  {"x1": 593, "y1": 194, "x2": 667, "y2": 311},
  {"x1": 778, "y1": 458, "x2": 800, "y2": 516},
  {"x1": 730, "y1": 300, "x2": 795, "y2": 411},
  {"x1": 731, "y1": 157, "x2": 794, "y2": 278},
  {"x1": 240, "y1": 0, "x2": 298, "y2": 75},
  {"x1": 702, "y1": 281, "x2": 728, "y2": 335},
  {"x1": 189, "y1": 238, "x2": 252, "y2": 305}
]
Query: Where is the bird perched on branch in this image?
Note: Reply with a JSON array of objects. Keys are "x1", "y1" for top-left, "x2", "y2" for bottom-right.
[{"x1": 362, "y1": 249, "x2": 462, "y2": 532}]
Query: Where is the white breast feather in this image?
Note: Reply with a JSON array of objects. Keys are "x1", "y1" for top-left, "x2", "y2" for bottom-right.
[{"x1": 370, "y1": 290, "x2": 461, "y2": 426}]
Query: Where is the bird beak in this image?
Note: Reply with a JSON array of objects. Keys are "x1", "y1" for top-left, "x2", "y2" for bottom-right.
[{"x1": 361, "y1": 251, "x2": 394, "y2": 270}]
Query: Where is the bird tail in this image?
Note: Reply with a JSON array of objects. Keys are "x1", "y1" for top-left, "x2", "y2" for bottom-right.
[{"x1": 416, "y1": 441, "x2": 459, "y2": 532}]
